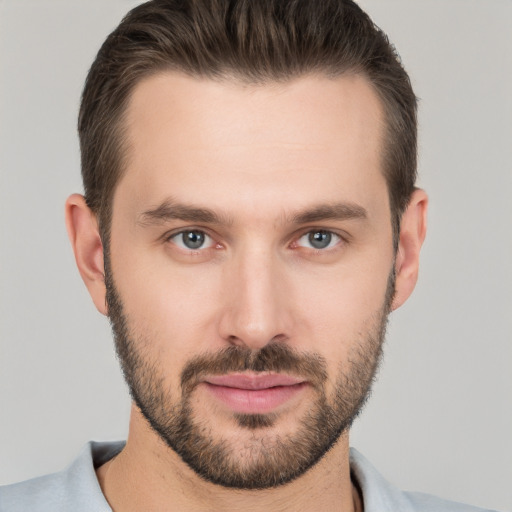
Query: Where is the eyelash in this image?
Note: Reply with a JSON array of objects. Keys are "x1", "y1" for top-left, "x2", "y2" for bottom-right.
[
  {"x1": 165, "y1": 228, "x2": 346, "y2": 254},
  {"x1": 294, "y1": 230, "x2": 342, "y2": 251},
  {"x1": 166, "y1": 230, "x2": 218, "y2": 252}
]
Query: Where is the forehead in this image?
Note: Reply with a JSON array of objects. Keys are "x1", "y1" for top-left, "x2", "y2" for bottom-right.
[{"x1": 117, "y1": 72, "x2": 387, "y2": 220}]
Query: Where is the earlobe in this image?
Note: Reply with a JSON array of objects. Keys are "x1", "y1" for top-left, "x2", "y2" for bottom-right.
[
  {"x1": 65, "y1": 194, "x2": 108, "y2": 316},
  {"x1": 391, "y1": 188, "x2": 428, "y2": 311}
]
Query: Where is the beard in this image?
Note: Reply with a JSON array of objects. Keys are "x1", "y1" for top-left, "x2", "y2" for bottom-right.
[{"x1": 105, "y1": 259, "x2": 393, "y2": 490}]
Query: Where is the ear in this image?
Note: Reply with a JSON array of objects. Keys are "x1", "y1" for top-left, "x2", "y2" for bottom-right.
[
  {"x1": 65, "y1": 194, "x2": 108, "y2": 316},
  {"x1": 391, "y1": 188, "x2": 428, "y2": 311}
]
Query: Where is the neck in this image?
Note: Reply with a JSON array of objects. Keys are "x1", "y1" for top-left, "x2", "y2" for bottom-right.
[{"x1": 97, "y1": 406, "x2": 362, "y2": 512}]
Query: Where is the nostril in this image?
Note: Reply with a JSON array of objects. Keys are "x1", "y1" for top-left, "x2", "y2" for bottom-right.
[
  {"x1": 227, "y1": 335, "x2": 244, "y2": 347},
  {"x1": 269, "y1": 334, "x2": 288, "y2": 344},
  {"x1": 225, "y1": 333, "x2": 289, "y2": 351}
]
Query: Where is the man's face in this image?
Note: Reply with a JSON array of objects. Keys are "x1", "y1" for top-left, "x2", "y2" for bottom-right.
[{"x1": 106, "y1": 73, "x2": 395, "y2": 488}]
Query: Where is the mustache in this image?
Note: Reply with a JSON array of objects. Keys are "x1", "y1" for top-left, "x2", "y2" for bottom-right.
[{"x1": 180, "y1": 343, "x2": 328, "y2": 394}]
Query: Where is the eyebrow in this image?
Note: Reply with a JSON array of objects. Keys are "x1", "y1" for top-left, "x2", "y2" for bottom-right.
[
  {"x1": 290, "y1": 202, "x2": 368, "y2": 224},
  {"x1": 137, "y1": 198, "x2": 233, "y2": 226},
  {"x1": 137, "y1": 198, "x2": 367, "y2": 227}
]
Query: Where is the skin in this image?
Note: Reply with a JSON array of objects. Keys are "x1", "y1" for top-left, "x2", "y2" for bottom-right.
[{"x1": 66, "y1": 72, "x2": 427, "y2": 511}]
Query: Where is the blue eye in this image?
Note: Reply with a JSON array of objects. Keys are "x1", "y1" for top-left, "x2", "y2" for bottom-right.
[
  {"x1": 170, "y1": 230, "x2": 213, "y2": 250},
  {"x1": 298, "y1": 230, "x2": 340, "y2": 250}
]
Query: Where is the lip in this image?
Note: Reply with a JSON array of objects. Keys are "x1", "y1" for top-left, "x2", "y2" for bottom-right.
[
  {"x1": 205, "y1": 373, "x2": 305, "y2": 390},
  {"x1": 202, "y1": 373, "x2": 308, "y2": 415}
]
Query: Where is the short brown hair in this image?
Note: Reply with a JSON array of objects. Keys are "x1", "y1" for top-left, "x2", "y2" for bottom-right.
[{"x1": 79, "y1": 0, "x2": 417, "y2": 245}]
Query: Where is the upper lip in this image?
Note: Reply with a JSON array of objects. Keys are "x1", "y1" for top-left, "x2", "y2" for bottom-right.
[{"x1": 204, "y1": 373, "x2": 306, "y2": 390}]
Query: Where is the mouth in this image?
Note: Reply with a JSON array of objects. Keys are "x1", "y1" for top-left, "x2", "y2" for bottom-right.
[{"x1": 202, "y1": 373, "x2": 309, "y2": 415}]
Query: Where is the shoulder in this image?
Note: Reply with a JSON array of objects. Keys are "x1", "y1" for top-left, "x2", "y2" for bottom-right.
[
  {"x1": 0, "y1": 471, "x2": 70, "y2": 512},
  {"x1": 349, "y1": 448, "x2": 499, "y2": 512},
  {"x1": 0, "y1": 441, "x2": 124, "y2": 512},
  {"x1": 400, "y1": 491, "x2": 498, "y2": 512}
]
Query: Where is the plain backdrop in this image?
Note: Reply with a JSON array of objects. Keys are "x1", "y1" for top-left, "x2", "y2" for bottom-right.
[{"x1": 0, "y1": 1, "x2": 511, "y2": 510}]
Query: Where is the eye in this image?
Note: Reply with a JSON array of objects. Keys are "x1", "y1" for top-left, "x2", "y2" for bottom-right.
[
  {"x1": 296, "y1": 230, "x2": 341, "y2": 250},
  {"x1": 169, "y1": 230, "x2": 214, "y2": 251}
]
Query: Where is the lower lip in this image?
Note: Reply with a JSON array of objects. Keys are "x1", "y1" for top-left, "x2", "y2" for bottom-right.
[{"x1": 203, "y1": 382, "x2": 308, "y2": 414}]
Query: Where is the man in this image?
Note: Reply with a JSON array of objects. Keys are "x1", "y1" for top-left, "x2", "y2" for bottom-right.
[{"x1": 0, "y1": 1, "x2": 500, "y2": 511}]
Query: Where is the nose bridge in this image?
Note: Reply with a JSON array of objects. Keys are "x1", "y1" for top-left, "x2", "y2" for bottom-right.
[{"x1": 220, "y1": 241, "x2": 289, "y2": 349}]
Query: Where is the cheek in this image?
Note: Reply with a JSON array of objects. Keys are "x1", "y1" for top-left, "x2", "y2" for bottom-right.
[
  {"x1": 291, "y1": 260, "x2": 390, "y2": 361},
  {"x1": 111, "y1": 244, "x2": 225, "y2": 355}
]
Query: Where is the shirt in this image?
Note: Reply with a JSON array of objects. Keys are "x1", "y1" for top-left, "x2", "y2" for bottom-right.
[{"x1": 0, "y1": 441, "x2": 498, "y2": 511}]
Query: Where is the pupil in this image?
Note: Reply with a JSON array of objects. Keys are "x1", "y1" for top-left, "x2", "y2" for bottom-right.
[
  {"x1": 309, "y1": 231, "x2": 331, "y2": 249},
  {"x1": 183, "y1": 231, "x2": 205, "y2": 249}
]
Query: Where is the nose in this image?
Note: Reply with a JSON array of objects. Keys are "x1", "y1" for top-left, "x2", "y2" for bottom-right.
[{"x1": 218, "y1": 245, "x2": 292, "y2": 350}]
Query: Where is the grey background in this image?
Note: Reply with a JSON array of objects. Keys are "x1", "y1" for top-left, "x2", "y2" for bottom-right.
[{"x1": 0, "y1": 1, "x2": 510, "y2": 510}]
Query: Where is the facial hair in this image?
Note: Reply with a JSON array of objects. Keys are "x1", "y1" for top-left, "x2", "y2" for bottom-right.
[{"x1": 105, "y1": 259, "x2": 394, "y2": 490}]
